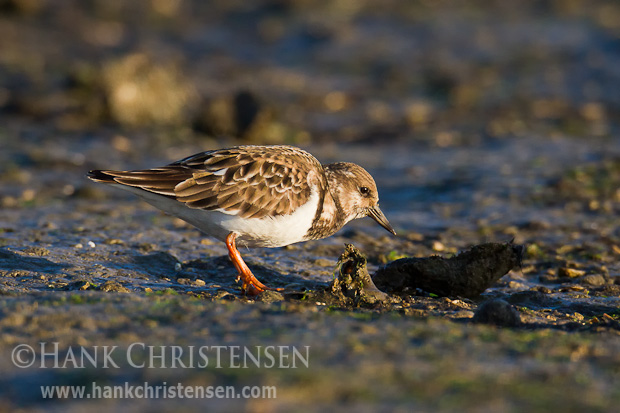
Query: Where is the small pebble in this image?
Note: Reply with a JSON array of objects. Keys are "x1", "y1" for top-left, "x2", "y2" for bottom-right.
[
  {"x1": 581, "y1": 274, "x2": 606, "y2": 287},
  {"x1": 99, "y1": 280, "x2": 130, "y2": 293},
  {"x1": 559, "y1": 285, "x2": 587, "y2": 292},
  {"x1": 79, "y1": 282, "x2": 91, "y2": 291},
  {"x1": 572, "y1": 312, "x2": 585, "y2": 321},
  {"x1": 105, "y1": 238, "x2": 125, "y2": 245},
  {"x1": 508, "y1": 281, "x2": 527, "y2": 290},
  {"x1": 558, "y1": 267, "x2": 586, "y2": 278},
  {"x1": 88, "y1": 241, "x2": 96, "y2": 248},
  {"x1": 313, "y1": 258, "x2": 332, "y2": 267}
]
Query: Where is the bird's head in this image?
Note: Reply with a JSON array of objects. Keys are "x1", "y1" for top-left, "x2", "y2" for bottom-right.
[{"x1": 324, "y1": 162, "x2": 396, "y2": 235}]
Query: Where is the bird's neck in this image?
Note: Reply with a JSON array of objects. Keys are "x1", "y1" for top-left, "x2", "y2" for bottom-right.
[
  {"x1": 304, "y1": 180, "x2": 348, "y2": 241},
  {"x1": 306, "y1": 192, "x2": 347, "y2": 240}
]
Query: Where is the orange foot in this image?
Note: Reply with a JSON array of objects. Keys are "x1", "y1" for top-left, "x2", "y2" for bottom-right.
[{"x1": 225, "y1": 232, "x2": 282, "y2": 296}]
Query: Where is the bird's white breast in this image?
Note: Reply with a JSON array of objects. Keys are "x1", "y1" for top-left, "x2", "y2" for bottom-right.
[{"x1": 115, "y1": 185, "x2": 319, "y2": 248}]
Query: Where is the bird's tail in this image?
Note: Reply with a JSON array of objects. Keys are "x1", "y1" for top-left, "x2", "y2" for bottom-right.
[{"x1": 87, "y1": 170, "x2": 118, "y2": 183}]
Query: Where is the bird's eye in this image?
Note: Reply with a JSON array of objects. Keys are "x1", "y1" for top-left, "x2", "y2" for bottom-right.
[{"x1": 359, "y1": 186, "x2": 370, "y2": 196}]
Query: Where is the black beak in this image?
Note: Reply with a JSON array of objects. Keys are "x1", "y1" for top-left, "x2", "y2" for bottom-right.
[{"x1": 368, "y1": 205, "x2": 396, "y2": 235}]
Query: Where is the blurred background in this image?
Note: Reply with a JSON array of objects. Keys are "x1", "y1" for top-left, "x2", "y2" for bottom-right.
[
  {"x1": 1, "y1": 0, "x2": 619, "y2": 216},
  {"x1": 1, "y1": 0, "x2": 618, "y2": 143}
]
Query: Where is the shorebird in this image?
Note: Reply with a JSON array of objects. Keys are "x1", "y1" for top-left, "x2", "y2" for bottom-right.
[{"x1": 88, "y1": 145, "x2": 395, "y2": 295}]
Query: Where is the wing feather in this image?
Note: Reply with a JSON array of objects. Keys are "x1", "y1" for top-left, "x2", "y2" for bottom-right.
[{"x1": 90, "y1": 146, "x2": 326, "y2": 219}]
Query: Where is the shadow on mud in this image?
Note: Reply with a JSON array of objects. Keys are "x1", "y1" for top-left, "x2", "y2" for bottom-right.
[{"x1": 0, "y1": 248, "x2": 70, "y2": 274}]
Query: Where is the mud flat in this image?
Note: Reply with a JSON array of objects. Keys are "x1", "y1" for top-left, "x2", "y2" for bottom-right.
[{"x1": 1, "y1": 1, "x2": 620, "y2": 411}]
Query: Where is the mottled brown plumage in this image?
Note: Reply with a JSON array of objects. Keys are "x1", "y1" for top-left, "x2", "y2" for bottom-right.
[
  {"x1": 90, "y1": 146, "x2": 325, "y2": 220},
  {"x1": 88, "y1": 145, "x2": 395, "y2": 295}
]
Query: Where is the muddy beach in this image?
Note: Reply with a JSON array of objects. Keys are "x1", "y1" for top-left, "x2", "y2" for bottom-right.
[{"x1": 1, "y1": 1, "x2": 620, "y2": 411}]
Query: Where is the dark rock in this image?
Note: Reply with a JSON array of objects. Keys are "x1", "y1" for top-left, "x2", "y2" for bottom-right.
[
  {"x1": 255, "y1": 290, "x2": 285, "y2": 303},
  {"x1": 505, "y1": 290, "x2": 563, "y2": 309},
  {"x1": 372, "y1": 242, "x2": 524, "y2": 298},
  {"x1": 594, "y1": 285, "x2": 620, "y2": 297},
  {"x1": 473, "y1": 299, "x2": 521, "y2": 327},
  {"x1": 531, "y1": 286, "x2": 553, "y2": 294}
]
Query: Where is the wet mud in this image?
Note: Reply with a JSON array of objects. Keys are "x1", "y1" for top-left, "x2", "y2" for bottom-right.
[{"x1": 1, "y1": 1, "x2": 620, "y2": 411}]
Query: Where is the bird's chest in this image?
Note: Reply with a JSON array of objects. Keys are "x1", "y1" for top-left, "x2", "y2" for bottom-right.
[{"x1": 214, "y1": 190, "x2": 321, "y2": 247}]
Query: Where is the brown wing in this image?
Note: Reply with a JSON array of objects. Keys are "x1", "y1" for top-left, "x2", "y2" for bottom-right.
[
  {"x1": 88, "y1": 145, "x2": 325, "y2": 219},
  {"x1": 87, "y1": 167, "x2": 188, "y2": 197}
]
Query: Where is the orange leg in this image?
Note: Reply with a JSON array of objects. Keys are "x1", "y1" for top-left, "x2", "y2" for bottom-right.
[{"x1": 225, "y1": 232, "x2": 271, "y2": 296}]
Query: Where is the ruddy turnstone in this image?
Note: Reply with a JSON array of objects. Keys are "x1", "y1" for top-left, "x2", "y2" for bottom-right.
[{"x1": 88, "y1": 145, "x2": 395, "y2": 295}]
